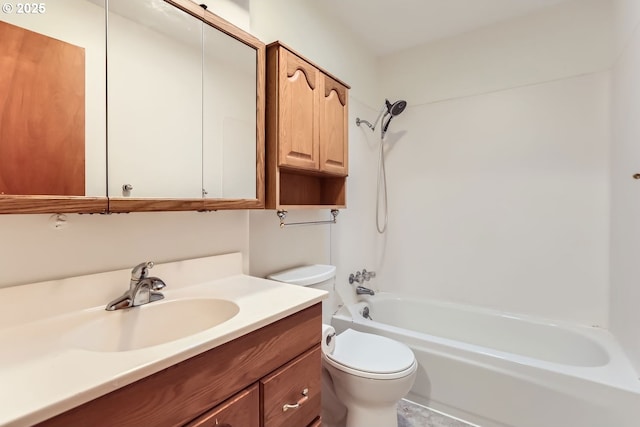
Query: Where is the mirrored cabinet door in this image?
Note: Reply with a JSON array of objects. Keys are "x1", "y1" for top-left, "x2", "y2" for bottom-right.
[
  {"x1": 202, "y1": 22, "x2": 257, "y2": 200},
  {"x1": 0, "y1": 0, "x2": 107, "y2": 213},
  {"x1": 106, "y1": 0, "x2": 204, "y2": 202}
]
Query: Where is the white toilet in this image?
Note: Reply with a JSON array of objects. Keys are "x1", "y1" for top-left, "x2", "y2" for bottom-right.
[{"x1": 268, "y1": 265, "x2": 418, "y2": 427}]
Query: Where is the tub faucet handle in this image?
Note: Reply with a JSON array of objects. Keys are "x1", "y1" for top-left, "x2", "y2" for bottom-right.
[
  {"x1": 362, "y1": 269, "x2": 376, "y2": 281},
  {"x1": 349, "y1": 271, "x2": 364, "y2": 285}
]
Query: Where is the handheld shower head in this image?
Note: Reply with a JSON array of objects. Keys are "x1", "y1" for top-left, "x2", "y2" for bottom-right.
[
  {"x1": 356, "y1": 98, "x2": 407, "y2": 138},
  {"x1": 385, "y1": 99, "x2": 407, "y2": 117},
  {"x1": 381, "y1": 99, "x2": 407, "y2": 137}
]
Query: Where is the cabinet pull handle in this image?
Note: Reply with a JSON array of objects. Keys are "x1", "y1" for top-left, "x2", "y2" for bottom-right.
[{"x1": 282, "y1": 388, "x2": 309, "y2": 412}]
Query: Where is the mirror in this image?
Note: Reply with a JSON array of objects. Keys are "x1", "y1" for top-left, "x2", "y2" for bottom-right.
[
  {"x1": 107, "y1": 0, "x2": 203, "y2": 200},
  {"x1": 106, "y1": 0, "x2": 265, "y2": 211},
  {"x1": 203, "y1": 20, "x2": 257, "y2": 199},
  {"x1": 0, "y1": 0, "x2": 265, "y2": 214},
  {"x1": 0, "y1": 0, "x2": 107, "y2": 213}
]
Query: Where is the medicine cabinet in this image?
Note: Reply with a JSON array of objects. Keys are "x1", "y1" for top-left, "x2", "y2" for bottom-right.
[{"x1": 0, "y1": 0, "x2": 265, "y2": 214}]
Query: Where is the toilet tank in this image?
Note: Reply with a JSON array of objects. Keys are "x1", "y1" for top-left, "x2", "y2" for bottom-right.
[{"x1": 267, "y1": 265, "x2": 337, "y2": 322}]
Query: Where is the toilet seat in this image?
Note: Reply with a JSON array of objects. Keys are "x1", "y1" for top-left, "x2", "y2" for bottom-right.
[{"x1": 324, "y1": 329, "x2": 417, "y2": 380}]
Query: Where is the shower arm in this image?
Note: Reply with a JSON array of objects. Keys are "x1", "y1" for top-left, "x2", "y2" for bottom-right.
[{"x1": 356, "y1": 104, "x2": 388, "y2": 131}]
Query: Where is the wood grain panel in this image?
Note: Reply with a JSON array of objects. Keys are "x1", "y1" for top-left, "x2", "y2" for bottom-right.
[
  {"x1": 323, "y1": 76, "x2": 347, "y2": 106},
  {"x1": 108, "y1": 198, "x2": 205, "y2": 212},
  {"x1": 0, "y1": 21, "x2": 85, "y2": 196},
  {"x1": 279, "y1": 172, "x2": 346, "y2": 208},
  {"x1": 37, "y1": 304, "x2": 321, "y2": 427},
  {"x1": 261, "y1": 346, "x2": 322, "y2": 427},
  {"x1": 265, "y1": 44, "x2": 280, "y2": 209},
  {"x1": 320, "y1": 76, "x2": 349, "y2": 176},
  {"x1": 268, "y1": 42, "x2": 350, "y2": 90},
  {"x1": 254, "y1": 43, "x2": 266, "y2": 207},
  {"x1": 185, "y1": 384, "x2": 259, "y2": 427},
  {"x1": 0, "y1": 195, "x2": 107, "y2": 214},
  {"x1": 278, "y1": 48, "x2": 319, "y2": 171}
]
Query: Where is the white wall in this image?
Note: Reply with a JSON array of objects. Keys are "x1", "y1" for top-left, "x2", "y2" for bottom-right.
[
  {"x1": 0, "y1": 211, "x2": 249, "y2": 288},
  {"x1": 381, "y1": 73, "x2": 610, "y2": 325},
  {"x1": 382, "y1": 0, "x2": 612, "y2": 105},
  {"x1": 610, "y1": 0, "x2": 640, "y2": 372},
  {"x1": 373, "y1": 0, "x2": 613, "y2": 326}
]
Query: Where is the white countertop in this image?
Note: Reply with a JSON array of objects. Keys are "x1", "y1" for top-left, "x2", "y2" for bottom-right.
[{"x1": 0, "y1": 253, "x2": 327, "y2": 427}]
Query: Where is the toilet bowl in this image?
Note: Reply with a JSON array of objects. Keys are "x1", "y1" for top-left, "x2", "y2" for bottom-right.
[
  {"x1": 323, "y1": 328, "x2": 417, "y2": 427},
  {"x1": 267, "y1": 265, "x2": 417, "y2": 427}
]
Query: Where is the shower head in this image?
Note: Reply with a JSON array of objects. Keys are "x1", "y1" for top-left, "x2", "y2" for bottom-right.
[
  {"x1": 356, "y1": 98, "x2": 407, "y2": 136},
  {"x1": 385, "y1": 99, "x2": 407, "y2": 117},
  {"x1": 381, "y1": 99, "x2": 407, "y2": 137}
]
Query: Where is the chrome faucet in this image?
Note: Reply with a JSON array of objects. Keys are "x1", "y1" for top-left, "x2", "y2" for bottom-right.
[
  {"x1": 105, "y1": 261, "x2": 167, "y2": 311},
  {"x1": 349, "y1": 268, "x2": 376, "y2": 295},
  {"x1": 356, "y1": 285, "x2": 375, "y2": 296}
]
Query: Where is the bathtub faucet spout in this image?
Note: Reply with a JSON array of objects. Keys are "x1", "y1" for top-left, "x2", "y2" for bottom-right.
[{"x1": 356, "y1": 285, "x2": 375, "y2": 296}]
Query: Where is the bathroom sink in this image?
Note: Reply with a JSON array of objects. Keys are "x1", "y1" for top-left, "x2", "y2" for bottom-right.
[{"x1": 66, "y1": 298, "x2": 240, "y2": 352}]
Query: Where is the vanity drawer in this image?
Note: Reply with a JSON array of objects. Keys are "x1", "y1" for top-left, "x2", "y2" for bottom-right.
[
  {"x1": 185, "y1": 384, "x2": 259, "y2": 427},
  {"x1": 261, "y1": 345, "x2": 321, "y2": 427}
]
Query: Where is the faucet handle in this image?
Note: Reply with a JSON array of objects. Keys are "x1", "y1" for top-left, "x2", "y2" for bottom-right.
[{"x1": 131, "y1": 261, "x2": 154, "y2": 280}]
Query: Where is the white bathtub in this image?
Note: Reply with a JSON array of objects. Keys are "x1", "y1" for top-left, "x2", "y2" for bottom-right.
[{"x1": 331, "y1": 293, "x2": 640, "y2": 427}]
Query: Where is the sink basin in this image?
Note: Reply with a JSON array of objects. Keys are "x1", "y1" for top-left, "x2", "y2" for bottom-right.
[{"x1": 66, "y1": 298, "x2": 239, "y2": 352}]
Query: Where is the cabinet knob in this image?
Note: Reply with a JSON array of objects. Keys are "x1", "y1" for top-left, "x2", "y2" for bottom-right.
[{"x1": 282, "y1": 388, "x2": 309, "y2": 412}]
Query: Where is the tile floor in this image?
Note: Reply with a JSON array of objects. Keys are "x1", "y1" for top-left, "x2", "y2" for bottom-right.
[{"x1": 397, "y1": 399, "x2": 475, "y2": 427}]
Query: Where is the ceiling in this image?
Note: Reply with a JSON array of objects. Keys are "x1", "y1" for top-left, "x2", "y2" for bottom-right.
[{"x1": 316, "y1": 0, "x2": 576, "y2": 56}]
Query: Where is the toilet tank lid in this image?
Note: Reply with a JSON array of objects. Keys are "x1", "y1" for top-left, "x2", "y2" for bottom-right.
[{"x1": 267, "y1": 264, "x2": 336, "y2": 286}]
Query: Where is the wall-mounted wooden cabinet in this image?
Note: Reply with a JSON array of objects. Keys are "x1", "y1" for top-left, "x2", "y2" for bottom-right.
[{"x1": 266, "y1": 42, "x2": 349, "y2": 210}]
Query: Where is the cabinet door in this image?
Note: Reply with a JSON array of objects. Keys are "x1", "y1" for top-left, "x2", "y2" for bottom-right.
[
  {"x1": 0, "y1": 21, "x2": 85, "y2": 196},
  {"x1": 319, "y1": 74, "x2": 349, "y2": 176},
  {"x1": 277, "y1": 48, "x2": 320, "y2": 171},
  {"x1": 261, "y1": 346, "x2": 321, "y2": 427},
  {"x1": 185, "y1": 384, "x2": 259, "y2": 427},
  {"x1": 107, "y1": 0, "x2": 203, "y2": 200}
]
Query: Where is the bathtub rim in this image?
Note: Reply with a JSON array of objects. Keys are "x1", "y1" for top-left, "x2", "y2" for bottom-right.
[{"x1": 333, "y1": 292, "x2": 640, "y2": 394}]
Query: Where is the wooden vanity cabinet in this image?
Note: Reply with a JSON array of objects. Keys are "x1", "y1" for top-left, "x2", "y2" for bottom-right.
[
  {"x1": 186, "y1": 384, "x2": 260, "y2": 427},
  {"x1": 37, "y1": 304, "x2": 322, "y2": 427},
  {"x1": 266, "y1": 41, "x2": 349, "y2": 209},
  {"x1": 262, "y1": 346, "x2": 322, "y2": 427}
]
